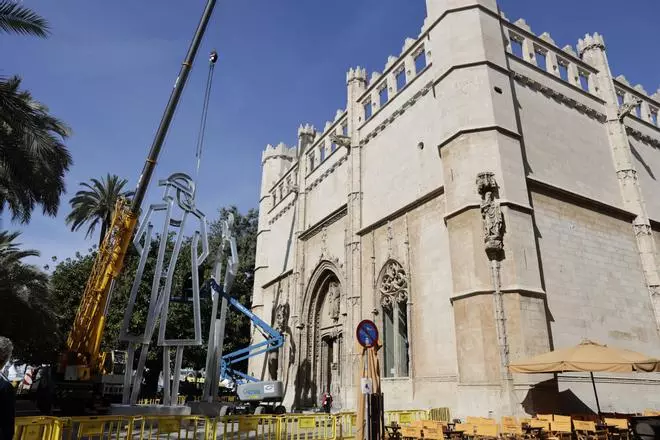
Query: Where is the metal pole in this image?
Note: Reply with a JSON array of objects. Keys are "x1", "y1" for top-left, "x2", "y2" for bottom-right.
[
  {"x1": 130, "y1": 0, "x2": 217, "y2": 214},
  {"x1": 590, "y1": 372, "x2": 602, "y2": 415}
]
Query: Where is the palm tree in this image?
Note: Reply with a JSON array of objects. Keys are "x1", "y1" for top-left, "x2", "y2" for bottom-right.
[
  {"x1": 66, "y1": 174, "x2": 135, "y2": 247},
  {"x1": 0, "y1": 1, "x2": 49, "y2": 37},
  {"x1": 0, "y1": 230, "x2": 61, "y2": 364},
  {"x1": 0, "y1": 230, "x2": 38, "y2": 263},
  {"x1": 0, "y1": 76, "x2": 72, "y2": 223},
  {"x1": 0, "y1": 2, "x2": 71, "y2": 224}
]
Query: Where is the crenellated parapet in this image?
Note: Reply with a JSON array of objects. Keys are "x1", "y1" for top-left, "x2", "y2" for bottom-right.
[
  {"x1": 613, "y1": 75, "x2": 660, "y2": 128},
  {"x1": 262, "y1": 141, "x2": 297, "y2": 165},
  {"x1": 503, "y1": 16, "x2": 600, "y2": 96},
  {"x1": 297, "y1": 123, "x2": 316, "y2": 143},
  {"x1": 346, "y1": 66, "x2": 367, "y2": 84},
  {"x1": 576, "y1": 32, "x2": 605, "y2": 57},
  {"x1": 355, "y1": 32, "x2": 431, "y2": 127}
]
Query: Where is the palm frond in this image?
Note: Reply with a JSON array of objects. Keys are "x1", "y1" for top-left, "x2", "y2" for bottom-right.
[{"x1": 0, "y1": 1, "x2": 49, "y2": 37}]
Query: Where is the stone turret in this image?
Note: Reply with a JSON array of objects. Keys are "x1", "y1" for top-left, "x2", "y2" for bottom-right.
[
  {"x1": 261, "y1": 142, "x2": 296, "y2": 198},
  {"x1": 346, "y1": 66, "x2": 367, "y2": 85}
]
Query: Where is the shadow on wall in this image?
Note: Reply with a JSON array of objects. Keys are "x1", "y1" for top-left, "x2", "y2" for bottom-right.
[
  {"x1": 293, "y1": 358, "x2": 317, "y2": 410},
  {"x1": 630, "y1": 142, "x2": 656, "y2": 180},
  {"x1": 520, "y1": 377, "x2": 598, "y2": 416}
]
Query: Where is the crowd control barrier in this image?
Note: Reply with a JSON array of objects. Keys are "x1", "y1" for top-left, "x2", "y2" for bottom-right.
[
  {"x1": 14, "y1": 407, "x2": 446, "y2": 440},
  {"x1": 14, "y1": 417, "x2": 63, "y2": 440}
]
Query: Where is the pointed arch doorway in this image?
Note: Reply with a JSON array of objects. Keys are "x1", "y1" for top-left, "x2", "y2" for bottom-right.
[{"x1": 298, "y1": 261, "x2": 344, "y2": 409}]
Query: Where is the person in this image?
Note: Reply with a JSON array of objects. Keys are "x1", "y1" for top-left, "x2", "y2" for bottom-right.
[
  {"x1": 0, "y1": 337, "x2": 15, "y2": 440},
  {"x1": 321, "y1": 391, "x2": 332, "y2": 414}
]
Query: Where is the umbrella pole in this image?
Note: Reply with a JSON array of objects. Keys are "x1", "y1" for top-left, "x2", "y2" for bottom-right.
[{"x1": 590, "y1": 372, "x2": 602, "y2": 415}]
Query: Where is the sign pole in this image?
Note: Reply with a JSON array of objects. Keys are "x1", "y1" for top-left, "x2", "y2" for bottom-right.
[
  {"x1": 356, "y1": 319, "x2": 379, "y2": 440},
  {"x1": 366, "y1": 349, "x2": 371, "y2": 440}
]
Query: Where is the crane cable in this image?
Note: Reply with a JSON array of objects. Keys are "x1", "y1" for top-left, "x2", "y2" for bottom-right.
[{"x1": 193, "y1": 49, "x2": 218, "y2": 193}]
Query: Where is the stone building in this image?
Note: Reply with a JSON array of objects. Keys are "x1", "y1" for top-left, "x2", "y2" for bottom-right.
[{"x1": 248, "y1": 0, "x2": 660, "y2": 417}]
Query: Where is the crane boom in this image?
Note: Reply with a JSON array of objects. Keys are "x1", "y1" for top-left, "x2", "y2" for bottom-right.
[{"x1": 57, "y1": 0, "x2": 218, "y2": 408}]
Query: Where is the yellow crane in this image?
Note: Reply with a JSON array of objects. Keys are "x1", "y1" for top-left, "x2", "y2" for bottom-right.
[{"x1": 33, "y1": 0, "x2": 218, "y2": 414}]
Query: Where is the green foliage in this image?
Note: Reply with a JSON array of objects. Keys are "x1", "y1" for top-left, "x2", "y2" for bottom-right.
[
  {"x1": 0, "y1": 76, "x2": 72, "y2": 223},
  {"x1": 0, "y1": 1, "x2": 49, "y2": 38},
  {"x1": 66, "y1": 174, "x2": 135, "y2": 247},
  {"x1": 0, "y1": 231, "x2": 60, "y2": 364},
  {"x1": 50, "y1": 206, "x2": 259, "y2": 379}
]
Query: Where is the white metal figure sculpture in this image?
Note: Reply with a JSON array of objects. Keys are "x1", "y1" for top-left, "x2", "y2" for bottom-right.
[
  {"x1": 119, "y1": 172, "x2": 209, "y2": 405},
  {"x1": 201, "y1": 213, "x2": 238, "y2": 402}
]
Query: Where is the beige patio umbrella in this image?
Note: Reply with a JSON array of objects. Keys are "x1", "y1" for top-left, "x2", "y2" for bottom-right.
[
  {"x1": 509, "y1": 339, "x2": 660, "y2": 414},
  {"x1": 356, "y1": 342, "x2": 382, "y2": 440}
]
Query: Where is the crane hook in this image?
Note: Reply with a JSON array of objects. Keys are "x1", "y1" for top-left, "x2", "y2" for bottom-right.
[{"x1": 209, "y1": 50, "x2": 218, "y2": 64}]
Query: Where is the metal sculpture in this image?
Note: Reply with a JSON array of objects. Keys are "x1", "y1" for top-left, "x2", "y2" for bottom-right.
[
  {"x1": 119, "y1": 172, "x2": 209, "y2": 405},
  {"x1": 201, "y1": 213, "x2": 238, "y2": 402}
]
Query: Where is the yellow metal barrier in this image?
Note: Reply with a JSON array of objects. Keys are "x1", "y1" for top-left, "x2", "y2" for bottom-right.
[
  {"x1": 384, "y1": 410, "x2": 428, "y2": 426},
  {"x1": 279, "y1": 414, "x2": 336, "y2": 440},
  {"x1": 13, "y1": 417, "x2": 63, "y2": 440},
  {"x1": 211, "y1": 415, "x2": 279, "y2": 440},
  {"x1": 61, "y1": 415, "x2": 134, "y2": 440},
  {"x1": 427, "y1": 408, "x2": 451, "y2": 423},
  {"x1": 335, "y1": 412, "x2": 357, "y2": 440},
  {"x1": 138, "y1": 398, "x2": 163, "y2": 405},
  {"x1": 134, "y1": 415, "x2": 212, "y2": 440}
]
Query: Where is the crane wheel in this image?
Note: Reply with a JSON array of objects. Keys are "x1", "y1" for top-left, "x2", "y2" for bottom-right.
[{"x1": 274, "y1": 405, "x2": 286, "y2": 415}]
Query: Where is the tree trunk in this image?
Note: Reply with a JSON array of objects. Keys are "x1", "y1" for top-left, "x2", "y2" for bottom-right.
[{"x1": 98, "y1": 220, "x2": 108, "y2": 248}]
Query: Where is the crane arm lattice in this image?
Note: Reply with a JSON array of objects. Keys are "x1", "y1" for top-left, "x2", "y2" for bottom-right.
[{"x1": 64, "y1": 197, "x2": 138, "y2": 375}]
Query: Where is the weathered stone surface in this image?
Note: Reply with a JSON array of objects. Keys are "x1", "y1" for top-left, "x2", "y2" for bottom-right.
[{"x1": 249, "y1": 0, "x2": 660, "y2": 417}]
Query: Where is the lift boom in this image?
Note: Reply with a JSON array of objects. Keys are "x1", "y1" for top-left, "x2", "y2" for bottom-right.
[{"x1": 208, "y1": 279, "x2": 284, "y2": 385}]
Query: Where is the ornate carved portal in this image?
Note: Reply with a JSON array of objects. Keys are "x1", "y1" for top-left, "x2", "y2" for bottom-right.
[{"x1": 295, "y1": 265, "x2": 343, "y2": 410}]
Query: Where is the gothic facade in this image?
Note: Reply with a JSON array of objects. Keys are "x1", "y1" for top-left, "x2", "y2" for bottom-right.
[{"x1": 249, "y1": 0, "x2": 660, "y2": 417}]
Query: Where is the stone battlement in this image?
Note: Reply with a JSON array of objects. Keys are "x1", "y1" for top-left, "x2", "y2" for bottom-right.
[
  {"x1": 505, "y1": 18, "x2": 659, "y2": 109},
  {"x1": 261, "y1": 142, "x2": 296, "y2": 165}
]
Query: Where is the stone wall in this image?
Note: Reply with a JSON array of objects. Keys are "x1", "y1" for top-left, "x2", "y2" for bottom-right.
[
  {"x1": 531, "y1": 190, "x2": 660, "y2": 412},
  {"x1": 249, "y1": 0, "x2": 660, "y2": 417}
]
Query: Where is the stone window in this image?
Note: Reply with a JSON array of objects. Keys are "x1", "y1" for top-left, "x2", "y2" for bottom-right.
[
  {"x1": 616, "y1": 91, "x2": 625, "y2": 107},
  {"x1": 308, "y1": 151, "x2": 316, "y2": 172},
  {"x1": 363, "y1": 99, "x2": 373, "y2": 120},
  {"x1": 286, "y1": 175, "x2": 292, "y2": 192},
  {"x1": 379, "y1": 260, "x2": 410, "y2": 378},
  {"x1": 534, "y1": 47, "x2": 547, "y2": 72},
  {"x1": 651, "y1": 109, "x2": 658, "y2": 126},
  {"x1": 635, "y1": 103, "x2": 642, "y2": 119},
  {"x1": 557, "y1": 59, "x2": 569, "y2": 82},
  {"x1": 319, "y1": 142, "x2": 326, "y2": 163},
  {"x1": 272, "y1": 190, "x2": 277, "y2": 205},
  {"x1": 341, "y1": 122, "x2": 348, "y2": 136},
  {"x1": 413, "y1": 48, "x2": 427, "y2": 73},
  {"x1": 509, "y1": 34, "x2": 523, "y2": 59},
  {"x1": 578, "y1": 70, "x2": 589, "y2": 91},
  {"x1": 379, "y1": 85, "x2": 388, "y2": 106},
  {"x1": 395, "y1": 68, "x2": 406, "y2": 92}
]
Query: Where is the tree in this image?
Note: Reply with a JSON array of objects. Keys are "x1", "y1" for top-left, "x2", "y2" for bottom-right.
[
  {"x1": 65, "y1": 174, "x2": 134, "y2": 247},
  {"x1": 0, "y1": 77, "x2": 72, "y2": 223},
  {"x1": 0, "y1": 1, "x2": 49, "y2": 37},
  {"x1": 0, "y1": 231, "x2": 60, "y2": 364},
  {"x1": 0, "y1": 3, "x2": 71, "y2": 224}
]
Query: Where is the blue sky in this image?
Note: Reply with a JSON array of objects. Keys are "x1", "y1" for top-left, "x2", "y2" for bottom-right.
[{"x1": 4, "y1": 0, "x2": 659, "y2": 269}]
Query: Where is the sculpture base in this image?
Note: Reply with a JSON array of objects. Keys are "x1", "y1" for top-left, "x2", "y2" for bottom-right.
[
  {"x1": 109, "y1": 404, "x2": 192, "y2": 416},
  {"x1": 188, "y1": 401, "x2": 230, "y2": 417}
]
